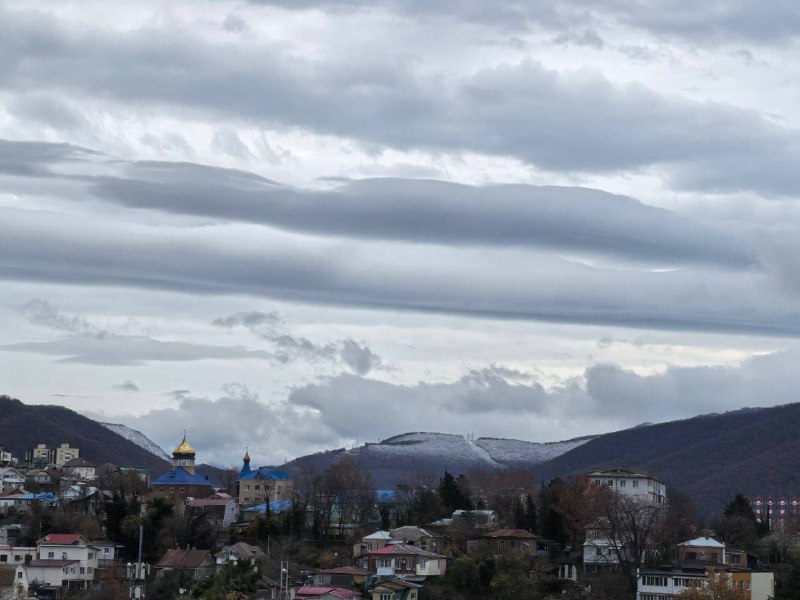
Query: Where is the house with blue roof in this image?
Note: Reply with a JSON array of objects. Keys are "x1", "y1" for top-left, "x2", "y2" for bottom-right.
[
  {"x1": 236, "y1": 450, "x2": 293, "y2": 507},
  {"x1": 151, "y1": 433, "x2": 213, "y2": 499}
]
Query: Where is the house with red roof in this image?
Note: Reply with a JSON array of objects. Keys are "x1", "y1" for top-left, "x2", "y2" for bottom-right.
[
  {"x1": 14, "y1": 533, "x2": 100, "y2": 595},
  {"x1": 294, "y1": 586, "x2": 363, "y2": 599}
]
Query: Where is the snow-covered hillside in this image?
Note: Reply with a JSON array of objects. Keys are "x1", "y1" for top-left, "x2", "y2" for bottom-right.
[
  {"x1": 284, "y1": 431, "x2": 595, "y2": 487},
  {"x1": 100, "y1": 422, "x2": 171, "y2": 461}
]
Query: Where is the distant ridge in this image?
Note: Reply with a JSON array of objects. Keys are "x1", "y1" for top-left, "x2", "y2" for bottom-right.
[
  {"x1": 280, "y1": 430, "x2": 595, "y2": 487},
  {"x1": 0, "y1": 395, "x2": 170, "y2": 474},
  {"x1": 535, "y1": 402, "x2": 800, "y2": 514}
]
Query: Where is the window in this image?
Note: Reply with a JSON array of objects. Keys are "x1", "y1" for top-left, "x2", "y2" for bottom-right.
[
  {"x1": 710, "y1": 553, "x2": 718, "y2": 562},
  {"x1": 88, "y1": 567, "x2": 93, "y2": 574},
  {"x1": 380, "y1": 594, "x2": 393, "y2": 600},
  {"x1": 245, "y1": 485, "x2": 250, "y2": 491},
  {"x1": 0, "y1": 556, "x2": 6, "y2": 563},
  {"x1": 89, "y1": 553, "x2": 95, "y2": 560},
  {"x1": 80, "y1": 567, "x2": 85, "y2": 574},
  {"x1": 17, "y1": 571, "x2": 22, "y2": 579},
  {"x1": 255, "y1": 485, "x2": 261, "y2": 491},
  {"x1": 14, "y1": 555, "x2": 21, "y2": 562},
  {"x1": 62, "y1": 552, "x2": 68, "y2": 560},
  {"x1": 619, "y1": 480, "x2": 626, "y2": 487},
  {"x1": 377, "y1": 559, "x2": 391, "y2": 568},
  {"x1": 418, "y1": 558, "x2": 427, "y2": 569},
  {"x1": 48, "y1": 552, "x2": 54, "y2": 558},
  {"x1": 687, "y1": 552, "x2": 698, "y2": 561},
  {"x1": 632, "y1": 480, "x2": 639, "y2": 488},
  {"x1": 642, "y1": 576, "x2": 667, "y2": 586}
]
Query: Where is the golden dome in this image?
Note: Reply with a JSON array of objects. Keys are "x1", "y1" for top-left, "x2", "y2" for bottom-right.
[{"x1": 173, "y1": 432, "x2": 196, "y2": 457}]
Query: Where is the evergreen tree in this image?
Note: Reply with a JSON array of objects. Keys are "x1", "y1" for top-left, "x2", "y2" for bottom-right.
[{"x1": 438, "y1": 471, "x2": 473, "y2": 513}]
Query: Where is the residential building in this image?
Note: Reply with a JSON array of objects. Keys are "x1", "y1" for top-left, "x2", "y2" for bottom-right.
[
  {"x1": 390, "y1": 526, "x2": 446, "y2": 554},
  {"x1": 237, "y1": 450, "x2": 292, "y2": 506},
  {"x1": 0, "y1": 467, "x2": 25, "y2": 492},
  {"x1": 151, "y1": 433, "x2": 214, "y2": 499},
  {"x1": 0, "y1": 444, "x2": 14, "y2": 466},
  {"x1": 311, "y1": 566, "x2": 369, "y2": 588},
  {"x1": 0, "y1": 545, "x2": 36, "y2": 566},
  {"x1": 355, "y1": 530, "x2": 392, "y2": 558},
  {"x1": 188, "y1": 493, "x2": 240, "y2": 529},
  {"x1": 155, "y1": 548, "x2": 215, "y2": 580},
  {"x1": 29, "y1": 444, "x2": 54, "y2": 465},
  {"x1": 676, "y1": 537, "x2": 746, "y2": 566},
  {"x1": 0, "y1": 490, "x2": 57, "y2": 515},
  {"x1": 241, "y1": 498, "x2": 294, "y2": 522},
  {"x1": 751, "y1": 495, "x2": 800, "y2": 529},
  {"x1": 14, "y1": 533, "x2": 100, "y2": 595},
  {"x1": 589, "y1": 468, "x2": 666, "y2": 505},
  {"x1": 55, "y1": 444, "x2": 80, "y2": 466},
  {"x1": 467, "y1": 528, "x2": 537, "y2": 557},
  {"x1": 367, "y1": 543, "x2": 447, "y2": 580},
  {"x1": 294, "y1": 586, "x2": 362, "y2": 599},
  {"x1": 215, "y1": 542, "x2": 264, "y2": 566},
  {"x1": 24, "y1": 469, "x2": 53, "y2": 491},
  {"x1": 368, "y1": 578, "x2": 421, "y2": 600},
  {"x1": 636, "y1": 564, "x2": 775, "y2": 600},
  {"x1": 88, "y1": 540, "x2": 125, "y2": 567},
  {"x1": 62, "y1": 458, "x2": 96, "y2": 481},
  {"x1": 0, "y1": 525, "x2": 24, "y2": 547},
  {"x1": 61, "y1": 486, "x2": 110, "y2": 515}
]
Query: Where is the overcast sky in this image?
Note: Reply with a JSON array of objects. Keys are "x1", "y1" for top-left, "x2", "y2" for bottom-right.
[{"x1": 4, "y1": 1, "x2": 800, "y2": 467}]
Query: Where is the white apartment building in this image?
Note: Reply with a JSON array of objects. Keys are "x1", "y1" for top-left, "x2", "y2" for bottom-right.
[{"x1": 590, "y1": 468, "x2": 666, "y2": 505}]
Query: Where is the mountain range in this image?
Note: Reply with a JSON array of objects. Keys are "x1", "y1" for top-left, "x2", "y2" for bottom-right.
[{"x1": 5, "y1": 393, "x2": 800, "y2": 515}]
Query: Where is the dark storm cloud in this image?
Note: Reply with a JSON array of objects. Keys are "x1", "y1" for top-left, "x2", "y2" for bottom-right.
[
  {"x1": 3, "y1": 8, "x2": 800, "y2": 194},
  {"x1": 0, "y1": 139, "x2": 758, "y2": 268},
  {"x1": 0, "y1": 205, "x2": 798, "y2": 337}
]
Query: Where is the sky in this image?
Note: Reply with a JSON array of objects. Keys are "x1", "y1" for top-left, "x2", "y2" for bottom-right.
[{"x1": 3, "y1": 1, "x2": 800, "y2": 467}]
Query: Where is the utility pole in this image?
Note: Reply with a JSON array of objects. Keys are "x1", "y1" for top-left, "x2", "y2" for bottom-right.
[
  {"x1": 128, "y1": 524, "x2": 148, "y2": 599},
  {"x1": 279, "y1": 559, "x2": 291, "y2": 600}
]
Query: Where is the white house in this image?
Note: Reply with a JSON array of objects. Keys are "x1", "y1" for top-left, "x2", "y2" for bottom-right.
[
  {"x1": 0, "y1": 545, "x2": 37, "y2": 566},
  {"x1": 589, "y1": 468, "x2": 666, "y2": 505},
  {"x1": 0, "y1": 467, "x2": 25, "y2": 492},
  {"x1": 20, "y1": 533, "x2": 100, "y2": 593}
]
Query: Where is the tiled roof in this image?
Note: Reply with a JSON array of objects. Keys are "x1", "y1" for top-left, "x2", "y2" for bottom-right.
[
  {"x1": 38, "y1": 533, "x2": 84, "y2": 545},
  {"x1": 315, "y1": 566, "x2": 369, "y2": 575},
  {"x1": 152, "y1": 467, "x2": 213, "y2": 487},
  {"x1": 368, "y1": 543, "x2": 444, "y2": 558},
  {"x1": 27, "y1": 559, "x2": 78, "y2": 567},
  {"x1": 238, "y1": 467, "x2": 289, "y2": 481},
  {"x1": 481, "y1": 528, "x2": 536, "y2": 539},
  {"x1": 156, "y1": 548, "x2": 212, "y2": 569},
  {"x1": 63, "y1": 458, "x2": 95, "y2": 468}
]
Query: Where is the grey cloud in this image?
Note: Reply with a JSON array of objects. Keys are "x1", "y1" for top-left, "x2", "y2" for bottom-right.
[
  {"x1": 2, "y1": 206, "x2": 800, "y2": 337},
  {"x1": 213, "y1": 310, "x2": 383, "y2": 375},
  {"x1": 553, "y1": 28, "x2": 604, "y2": 48},
  {"x1": 110, "y1": 384, "x2": 342, "y2": 467},
  {"x1": 21, "y1": 298, "x2": 103, "y2": 337},
  {"x1": 5, "y1": 140, "x2": 757, "y2": 268},
  {"x1": 6, "y1": 94, "x2": 86, "y2": 130},
  {"x1": 112, "y1": 380, "x2": 140, "y2": 392},
  {"x1": 1, "y1": 334, "x2": 274, "y2": 366},
  {"x1": 3, "y1": 9, "x2": 800, "y2": 194},
  {"x1": 249, "y1": 0, "x2": 800, "y2": 44}
]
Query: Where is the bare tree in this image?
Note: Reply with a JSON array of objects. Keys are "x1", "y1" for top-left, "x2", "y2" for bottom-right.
[
  {"x1": 584, "y1": 492, "x2": 669, "y2": 598},
  {"x1": 675, "y1": 572, "x2": 747, "y2": 600}
]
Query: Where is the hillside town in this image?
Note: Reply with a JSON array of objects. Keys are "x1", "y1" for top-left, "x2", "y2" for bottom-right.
[{"x1": 0, "y1": 435, "x2": 794, "y2": 600}]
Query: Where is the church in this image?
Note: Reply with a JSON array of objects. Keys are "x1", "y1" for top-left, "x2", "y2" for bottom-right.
[{"x1": 151, "y1": 433, "x2": 214, "y2": 499}]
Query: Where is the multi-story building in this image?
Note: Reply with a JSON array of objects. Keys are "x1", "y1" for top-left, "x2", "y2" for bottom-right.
[
  {"x1": 750, "y1": 495, "x2": 800, "y2": 529},
  {"x1": 55, "y1": 444, "x2": 80, "y2": 466},
  {"x1": 236, "y1": 450, "x2": 292, "y2": 506},
  {"x1": 589, "y1": 468, "x2": 666, "y2": 505},
  {"x1": 676, "y1": 537, "x2": 746, "y2": 566},
  {"x1": 367, "y1": 543, "x2": 447, "y2": 579},
  {"x1": 637, "y1": 564, "x2": 774, "y2": 600},
  {"x1": 62, "y1": 458, "x2": 96, "y2": 481},
  {"x1": 0, "y1": 467, "x2": 25, "y2": 492},
  {"x1": 14, "y1": 533, "x2": 100, "y2": 595}
]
